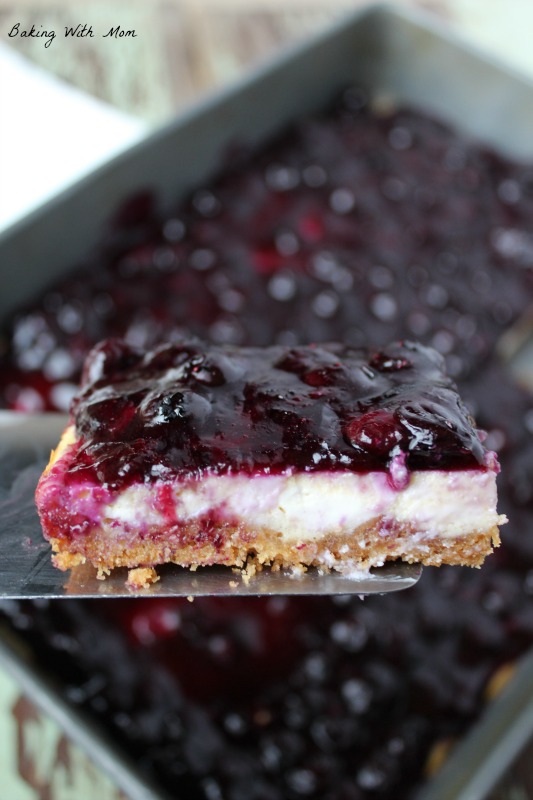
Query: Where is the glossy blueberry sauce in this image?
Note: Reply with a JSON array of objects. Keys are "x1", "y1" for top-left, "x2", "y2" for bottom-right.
[
  {"x1": 2, "y1": 88, "x2": 533, "y2": 800},
  {"x1": 68, "y1": 338, "x2": 485, "y2": 489}
]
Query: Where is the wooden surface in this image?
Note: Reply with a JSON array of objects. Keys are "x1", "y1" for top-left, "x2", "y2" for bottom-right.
[{"x1": 0, "y1": 1, "x2": 444, "y2": 123}]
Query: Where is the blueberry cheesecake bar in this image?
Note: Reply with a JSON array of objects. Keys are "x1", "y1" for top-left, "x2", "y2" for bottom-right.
[{"x1": 36, "y1": 338, "x2": 505, "y2": 579}]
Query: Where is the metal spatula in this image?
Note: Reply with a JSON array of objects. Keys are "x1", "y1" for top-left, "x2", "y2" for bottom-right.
[{"x1": 0, "y1": 411, "x2": 421, "y2": 598}]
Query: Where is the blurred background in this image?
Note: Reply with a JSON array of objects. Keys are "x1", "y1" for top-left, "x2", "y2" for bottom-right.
[
  {"x1": 2, "y1": 0, "x2": 533, "y2": 228},
  {"x1": 2, "y1": 0, "x2": 533, "y2": 124}
]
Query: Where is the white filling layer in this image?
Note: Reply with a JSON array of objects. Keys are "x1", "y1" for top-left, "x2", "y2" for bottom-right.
[{"x1": 92, "y1": 469, "x2": 504, "y2": 541}]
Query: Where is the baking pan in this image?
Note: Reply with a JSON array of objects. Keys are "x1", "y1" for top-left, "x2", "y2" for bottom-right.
[
  {"x1": 3, "y1": 2, "x2": 533, "y2": 798},
  {"x1": 4, "y1": 1, "x2": 533, "y2": 321},
  {"x1": 0, "y1": 619, "x2": 164, "y2": 800}
]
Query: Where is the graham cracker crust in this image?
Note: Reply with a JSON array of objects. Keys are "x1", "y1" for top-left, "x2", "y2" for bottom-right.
[{"x1": 47, "y1": 515, "x2": 500, "y2": 578}]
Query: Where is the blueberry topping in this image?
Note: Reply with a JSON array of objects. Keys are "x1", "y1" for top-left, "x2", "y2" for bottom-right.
[{"x1": 67, "y1": 338, "x2": 485, "y2": 488}]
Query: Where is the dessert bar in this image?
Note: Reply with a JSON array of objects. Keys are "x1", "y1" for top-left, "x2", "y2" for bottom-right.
[{"x1": 36, "y1": 338, "x2": 505, "y2": 578}]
